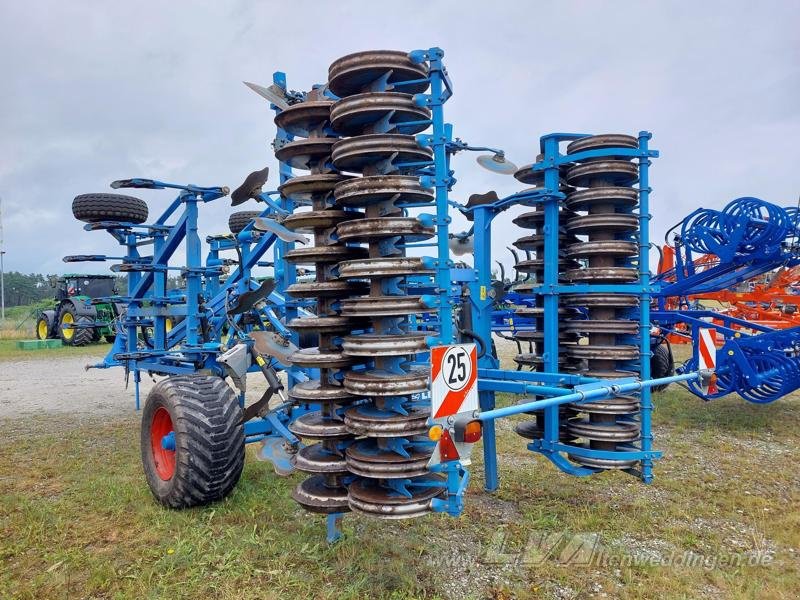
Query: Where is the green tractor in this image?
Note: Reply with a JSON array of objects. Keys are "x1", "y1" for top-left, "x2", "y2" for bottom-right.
[{"x1": 36, "y1": 274, "x2": 120, "y2": 346}]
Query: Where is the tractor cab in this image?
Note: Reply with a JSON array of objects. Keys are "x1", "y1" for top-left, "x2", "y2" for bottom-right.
[{"x1": 55, "y1": 274, "x2": 117, "y2": 301}]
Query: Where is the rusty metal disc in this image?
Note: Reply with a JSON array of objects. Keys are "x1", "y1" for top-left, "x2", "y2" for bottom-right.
[
  {"x1": 338, "y1": 256, "x2": 433, "y2": 278},
  {"x1": 333, "y1": 175, "x2": 433, "y2": 207},
  {"x1": 583, "y1": 369, "x2": 637, "y2": 379},
  {"x1": 286, "y1": 280, "x2": 369, "y2": 299},
  {"x1": 565, "y1": 240, "x2": 638, "y2": 259},
  {"x1": 289, "y1": 412, "x2": 351, "y2": 438},
  {"x1": 345, "y1": 439, "x2": 431, "y2": 479},
  {"x1": 328, "y1": 50, "x2": 429, "y2": 97},
  {"x1": 566, "y1": 134, "x2": 638, "y2": 156},
  {"x1": 512, "y1": 208, "x2": 576, "y2": 229},
  {"x1": 515, "y1": 258, "x2": 581, "y2": 274},
  {"x1": 289, "y1": 347, "x2": 357, "y2": 369},
  {"x1": 513, "y1": 233, "x2": 580, "y2": 251},
  {"x1": 275, "y1": 138, "x2": 336, "y2": 171},
  {"x1": 566, "y1": 160, "x2": 639, "y2": 188},
  {"x1": 344, "y1": 404, "x2": 429, "y2": 437},
  {"x1": 568, "y1": 450, "x2": 639, "y2": 469},
  {"x1": 288, "y1": 315, "x2": 361, "y2": 333},
  {"x1": 331, "y1": 134, "x2": 433, "y2": 173},
  {"x1": 283, "y1": 209, "x2": 360, "y2": 232},
  {"x1": 341, "y1": 332, "x2": 428, "y2": 356},
  {"x1": 565, "y1": 186, "x2": 638, "y2": 211},
  {"x1": 347, "y1": 474, "x2": 445, "y2": 519},
  {"x1": 564, "y1": 267, "x2": 639, "y2": 283},
  {"x1": 288, "y1": 380, "x2": 357, "y2": 403},
  {"x1": 567, "y1": 345, "x2": 639, "y2": 361},
  {"x1": 336, "y1": 216, "x2": 434, "y2": 243},
  {"x1": 293, "y1": 443, "x2": 348, "y2": 474},
  {"x1": 564, "y1": 319, "x2": 639, "y2": 334},
  {"x1": 292, "y1": 475, "x2": 350, "y2": 514},
  {"x1": 331, "y1": 92, "x2": 431, "y2": 135},
  {"x1": 274, "y1": 101, "x2": 333, "y2": 138},
  {"x1": 344, "y1": 369, "x2": 429, "y2": 397},
  {"x1": 278, "y1": 173, "x2": 352, "y2": 203},
  {"x1": 564, "y1": 213, "x2": 639, "y2": 234},
  {"x1": 339, "y1": 295, "x2": 428, "y2": 317},
  {"x1": 562, "y1": 294, "x2": 638, "y2": 308},
  {"x1": 569, "y1": 395, "x2": 639, "y2": 414},
  {"x1": 285, "y1": 245, "x2": 368, "y2": 265}
]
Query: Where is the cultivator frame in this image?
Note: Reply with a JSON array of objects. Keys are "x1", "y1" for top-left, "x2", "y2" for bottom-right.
[{"x1": 67, "y1": 46, "x2": 800, "y2": 543}]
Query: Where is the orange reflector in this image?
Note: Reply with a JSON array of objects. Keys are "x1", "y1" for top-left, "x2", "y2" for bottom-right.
[
  {"x1": 428, "y1": 425, "x2": 443, "y2": 441},
  {"x1": 463, "y1": 420, "x2": 482, "y2": 443}
]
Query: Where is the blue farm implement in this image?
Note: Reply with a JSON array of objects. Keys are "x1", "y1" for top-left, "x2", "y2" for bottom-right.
[{"x1": 68, "y1": 47, "x2": 798, "y2": 542}]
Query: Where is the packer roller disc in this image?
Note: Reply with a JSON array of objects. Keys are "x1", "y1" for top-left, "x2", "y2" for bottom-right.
[
  {"x1": 567, "y1": 450, "x2": 639, "y2": 470},
  {"x1": 283, "y1": 209, "x2": 361, "y2": 232},
  {"x1": 338, "y1": 256, "x2": 433, "y2": 278},
  {"x1": 278, "y1": 173, "x2": 352, "y2": 202},
  {"x1": 565, "y1": 240, "x2": 638, "y2": 258},
  {"x1": 336, "y1": 216, "x2": 435, "y2": 242},
  {"x1": 328, "y1": 50, "x2": 429, "y2": 97},
  {"x1": 288, "y1": 315, "x2": 364, "y2": 333},
  {"x1": 347, "y1": 474, "x2": 445, "y2": 519},
  {"x1": 331, "y1": 92, "x2": 431, "y2": 135},
  {"x1": 293, "y1": 443, "x2": 349, "y2": 473},
  {"x1": 289, "y1": 413, "x2": 351, "y2": 439},
  {"x1": 333, "y1": 174, "x2": 433, "y2": 207},
  {"x1": 566, "y1": 160, "x2": 639, "y2": 188},
  {"x1": 341, "y1": 332, "x2": 428, "y2": 356},
  {"x1": 564, "y1": 213, "x2": 639, "y2": 235},
  {"x1": 275, "y1": 138, "x2": 337, "y2": 171},
  {"x1": 288, "y1": 380, "x2": 357, "y2": 404},
  {"x1": 292, "y1": 475, "x2": 350, "y2": 514},
  {"x1": 274, "y1": 100, "x2": 333, "y2": 138},
  {"x1": 344, "y1": 370, "x2": 429, "y2": 397},
  {"x1": 331, "y1": 134, "x2": 433, "y2": 173},
  {"x1": 289, "y1": 347, "x2": 358, "y2": 369},
  {"x1": 345, "y1": 439, "x2": 431, "y2": 479},
  {"x1": 566, "y1": 133, "x2": 638, "y2": 156},
  {"x1": 339, "y1": 295, "x2": 429, "y2": 316},
  {"x1": 286, "y1": 280, "x2": 370, "y2": 298},
  {"x1": 285, "y1": 245, "x2": 368, "y2": 265},
  {"x1": 565, "y1": 186, "x2": 638, "y2": 210},
  {"x1": 344, "y1": 404, "x2": 430, "y2": 437}
]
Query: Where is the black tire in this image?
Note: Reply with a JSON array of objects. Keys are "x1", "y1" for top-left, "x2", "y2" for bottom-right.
[
  {"x1": 228, "y1": 210, "x2": 261, "y2": 234},
  {"x1": 36, "y1": 316, "x2": 50, "y2": 340},
  {"x1": 141, "y1": 375, "x2": 245, "y2": 509},
  {"x1": 650, "y1": 340, "x2": 675, "y2": 393},
  {"x1": 58, "y1": 304, "x2": 94, "y2": 346},
  {"x1": 72, "y1": 193, "x2": 149, "y2": 224},
  {"x1": 105, "y1": 334, "x2": 116, "y2": 343}
]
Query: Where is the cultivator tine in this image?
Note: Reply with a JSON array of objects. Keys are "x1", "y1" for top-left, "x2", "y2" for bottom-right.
[{"x1": 231, "y1": 166, "x2": 270, "y2": 206}]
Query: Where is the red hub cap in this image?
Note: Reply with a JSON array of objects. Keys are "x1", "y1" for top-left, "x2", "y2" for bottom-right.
[{"x1": 150, "y1": 407, "x2": 176, "y2": 480}]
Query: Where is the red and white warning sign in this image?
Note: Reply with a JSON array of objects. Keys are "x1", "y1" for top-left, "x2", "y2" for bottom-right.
[
  {"x1": 698, "y1": 328, "x2": 716, "y2": 370},
  {"x1": 430, "y1": 343, "x2": 479, "y2": 420}
]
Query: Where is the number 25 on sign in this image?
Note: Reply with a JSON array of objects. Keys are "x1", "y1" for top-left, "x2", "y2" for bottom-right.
[{"x1": 430, "y1": 344, "x2": 479, "y2": 420}]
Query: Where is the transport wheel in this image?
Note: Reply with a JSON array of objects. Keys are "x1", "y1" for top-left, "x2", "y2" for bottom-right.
[
  {"x1": 228, "y1": 210, "x2": 261, "y2": 234},
  {"x1": 105, "y1": 334, "x2": 116, "y2": 343},
  {"x1": 58, "y1": 305, "x2": 94, "y2": 346},
  {"x1": 141, "y1": 375, "x2": 245, "y2": 508},
  {"x1": 36, "y1": 316, "x2": 50, "y2": 340},
  {"x1": 72, "y1": 193, "x2": 149, "y2": 224},
  {"x1": 650, "y1": 340, "x2": 675, "y2": 393}
]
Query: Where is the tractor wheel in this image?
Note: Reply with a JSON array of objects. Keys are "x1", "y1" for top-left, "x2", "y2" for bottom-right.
[
  {"x1": 72, "y1": 193, "x2": 149, "y2": 224},
  {"x1": 141, "y1": 375, "x2": 245, "y2": 508},
  {"x1": 36, "y1": 316, "x2": 50, "y2": 340},
  {"x1": 105, "y1": 334, "x2": 116, "y2": 343},
  {"x1": 228, "y1": 210, "x2": 261, "y2": 234},
  {"x1": 650, "y1": 340, "x2": 675, "y2": 393},
  {"x1": 58, "y1": 305, "x2": 94, "y2": 346}
]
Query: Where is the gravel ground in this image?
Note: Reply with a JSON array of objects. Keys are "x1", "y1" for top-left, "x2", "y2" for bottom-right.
[{"x1": 0, "y1": 352, "x2": 277, "y2": 421}]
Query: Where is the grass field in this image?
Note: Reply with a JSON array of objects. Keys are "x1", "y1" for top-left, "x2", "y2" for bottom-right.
[{"x1": 2, "y1": 360, "x2": 798, "y2": 599}]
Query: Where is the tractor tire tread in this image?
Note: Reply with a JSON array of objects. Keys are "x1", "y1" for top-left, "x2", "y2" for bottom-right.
[
  {"x1": 141, "y1": 375, "x2": 244, "y2": 509},
  {"x1": 72, "y1": 193, "x2": 149, "y2": 224}
]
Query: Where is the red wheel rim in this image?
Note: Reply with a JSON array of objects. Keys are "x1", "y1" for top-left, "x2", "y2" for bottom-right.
[{"x1": 150, "y1": 407, "x2": 176, "y2": 480}]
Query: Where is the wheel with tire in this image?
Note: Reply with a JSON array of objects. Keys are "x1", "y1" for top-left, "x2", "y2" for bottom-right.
[
  {"x1": 650, "y1": 340, "x2": 675, "y2": 393},
  {"x1": 228, "y1": 210, "x2": 261, "y2": 234},
  {"x1": 105, "y1": 334, "x2": 116, "y2": 343},
  {"x1": 141, "y1": 375, "x2": 245, "y2": 508},
  {"x1": 72, "y1": 193, "x2": 149, "y2": 224},
  {"x1": 36, "y1": 316, "x2": 51, "y2": 340},
  {"x1": 58, "y1": 304, "x2": 94, "y2": 346}
]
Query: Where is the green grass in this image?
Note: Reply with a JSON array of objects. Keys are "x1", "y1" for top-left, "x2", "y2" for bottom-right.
[
  {"x1": 0, "y1": 339, "x2": 111, "y2": 361},
  {"x1": 2, "y1": 382, "x2": 799, "y2": 599}
]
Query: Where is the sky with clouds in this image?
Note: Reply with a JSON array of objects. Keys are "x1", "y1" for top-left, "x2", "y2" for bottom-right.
[{"x1": 1, "y1": 1, "x2": 798, "y2": 277}]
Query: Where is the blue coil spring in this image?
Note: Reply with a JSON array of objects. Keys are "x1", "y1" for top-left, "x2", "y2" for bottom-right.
[{"x1": 681, "y1": 197, "x2": 790, "y2": 256}]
